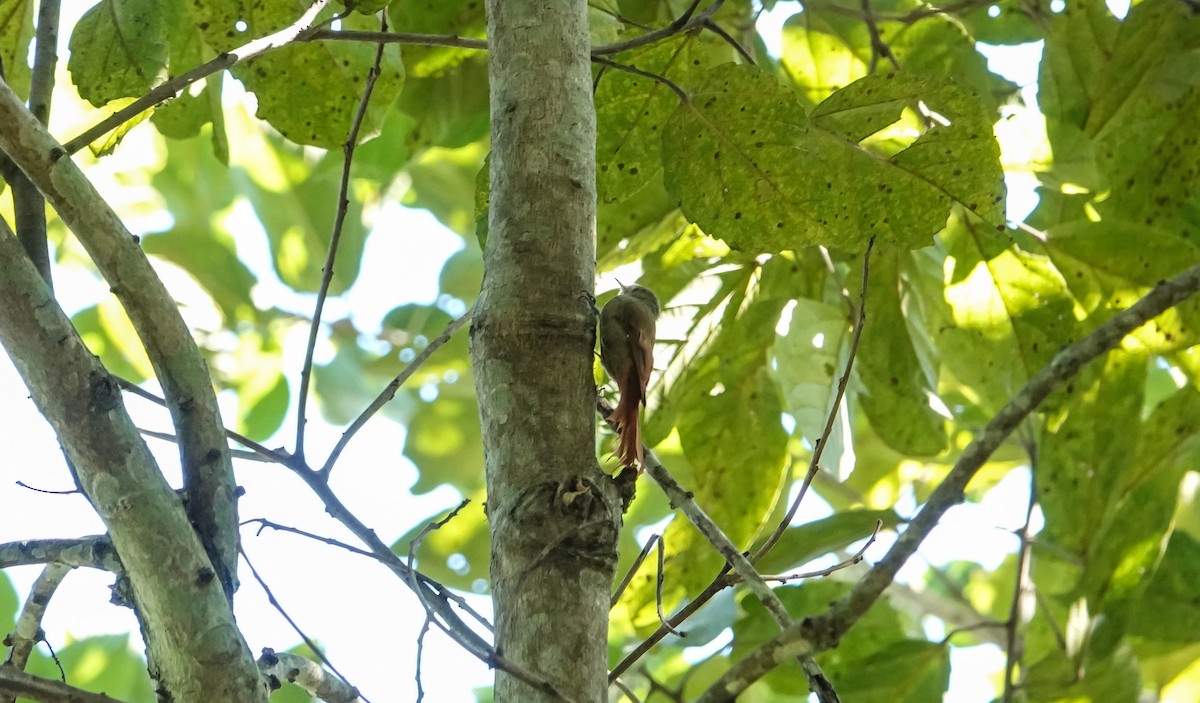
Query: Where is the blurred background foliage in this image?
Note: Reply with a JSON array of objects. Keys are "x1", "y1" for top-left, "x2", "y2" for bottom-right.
[{"x1": 2, "y1": 0, "x2": 1200, "y2": 700}]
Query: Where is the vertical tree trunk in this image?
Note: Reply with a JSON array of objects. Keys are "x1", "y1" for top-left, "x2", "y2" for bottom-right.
[{"x1": 471, "y1": 2, "x2": 620, "y2": 702}]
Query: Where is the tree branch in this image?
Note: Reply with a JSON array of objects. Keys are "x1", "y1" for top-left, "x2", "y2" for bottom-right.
[
  {"x1": 0, "y1": 220, "x2": 259, "y2": 702},
  {"x1": 0, "y1": 80, "x2": 241, "y2": 599},
  {"x1": 7, "y1": 0, "x2": 60, "y2": 285},
  {"x1": 698, "y1": 260, "x2": 1200, "y2": 701},
  {"x1": 754, "y1": 237, "x2": 874, "y2": 563},
  {"x1": 258, "y1": 650, "x2": 361, "y2": 703},
  {"x1": 0, "y1": 668, "x2": 125, "y2": 703},
  {"x1": 634, "y1": 443, "x2": 839, "y2": 702},
  {"x1": 319, "y1": 304, "x2": 474, "y2": 476},
  {"x1": 0, "y1": 537, "x2": 119, "y2": 572},
  {"x1": 2, "y1": 563, "x2": 71, "y2": 687},
  {"x1": 63, "y1": 0, "x2": 330, "y2": 154}
]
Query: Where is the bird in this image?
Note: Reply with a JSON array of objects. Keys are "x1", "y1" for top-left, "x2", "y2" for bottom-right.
[{"x1": 599, "y1": 283, "x2": 660, "y2": 470}]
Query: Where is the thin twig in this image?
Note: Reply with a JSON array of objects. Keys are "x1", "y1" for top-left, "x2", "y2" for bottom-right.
[
  {"x1": 0, "y1": 668, "x2": 126, "y2": 703},
  {"x1": 701, "y1": 18, "x2": 755, "y2": 64},
  {"x1": 758, "y1": 520, "x2": 881, "y2": 583},
  {"x1": 308, "y1": 28, "x2": 487, "y2": 51},
  {"x1": 115, "y1": 377, "x2": 292, "y2": 465},
  {"x1": 14, "y1": 481, "x2": 77, "y2": 495},
  {"x1": 635, "y1": 445, "x2": 840, "y2": 702},
  {"x1": 753, "y1": 237, "x2": 876, "y2": 563},
  {"x1": 608, "y1": 565, "x2": 732, "y2": 683},
  {"x1": 244, "y1": 519, "x2": 375, "y2": 558},
  {"x1": 860, "y1": 0, "x2": 900, "y2": 72},
  {"x1": 320, "y1": 305, "x2": 474, "y2": 477},
  {"x1": 613, "y1": 678, "x2": 644, "y2": 703},
  {"x1": 611, "y1": 534, "x2": 659, "y2": 607},
  {"x1": 63, "y1": 0, "x2": 330, "y2": 154},
  {"x1": 296, "y1": 12, "x2": 389, "y2": 463},
  {"x1": 137, "y1": 427, "x2": 275, "y2": 463},
  {"x1": 590, "y1": 0, "x2": 711, "y2": 56},
  {"x1": 240, "y1": 546, "x2": 365, "y2": 702},
  {"x1": 591, "y1": 55, "x2": 690, "y2": 103},
  {"x1": 1003, "y1": 448, "x2": 1039, "y2": 702},
  {"x1": 653, "y1": 536, "x2": 684, "y2": 636},
  {"x1": 414, "y1": 614, "x2": 432, "y2": 703}
]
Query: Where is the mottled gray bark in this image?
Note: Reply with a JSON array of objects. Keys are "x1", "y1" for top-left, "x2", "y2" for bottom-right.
[
  {"x1": 471, "y1": 1, "x2": 620, "y2": 702},
  {"x1": 0, "y1": 220, "x2": 262, "y2": 703}
]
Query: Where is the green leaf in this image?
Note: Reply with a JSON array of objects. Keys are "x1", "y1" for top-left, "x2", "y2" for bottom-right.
[
  {"x1": 68, "y1": 0, "x2": 167, "y2": 106},
  {"x1": 957, "y1": 0, "x2": 1043, "y2": 45},
  {"x1": 663, "y1": 65, "x2": 1004, "y2": 252},
  {"x1": 191, "y1": 2, "x2": 405, "y2": 148},
  {"x1": 149, "y1": 2, "x2": 215, "y2": 140},
  {"x1": 781, "y1": 7, "x2": 1006, "y2": 110},
  {"x1": 396, "y1": 57, "x2": 489, "y2": 152},
  {"x1": 1038, "y1": 0, "x2": 1200, "y2": 240},
  {"x1": 72, "y1": 300, "x2": 155, "y2": 383},
  {"x1": 775, "y1": 297, "x2": 848, "y2": 443},
  {"x1": 1132, "y1": 533, "x2": 1200, "y2": 687},
  {"x1": 1037, "y1": 351, "x2": 1145, "y2": 560},
  {"x1": 224, "y1": 330, "x2": 290, "y2": 441},
  {"x1": 1045, "y1": 220, "x2": 1200, "y2": 353},
  {"x1": 0, "y1": 571, "x2": 16, "y2": 633},
  {"x1": 857, "y1": 246, "x2": 947, "y2": 455},
  {"x1": 405, "y1": 390, "x2": 485, "y2": 496},
  {"x1": 235, "y1": 139, "x2": 369, "y2": 293},
  {"x1": 403, "y1": 142, "x2": 488, "y2": 237},
  {"x1": 0, "y1": 0, "x2": 34, "y2": 100},
  {"x1": 595, "y1": 34, "x2": 734, "y2": 204},
  {"x1": 1086, "y1": 385, "x2": 1200, "y2": 608},
  {"x1": 930, "y1": 222, "x2": 1079, "y2": 414},
  {"x1": 141, "y1": 223, "x2": 256, "y2": 324}
]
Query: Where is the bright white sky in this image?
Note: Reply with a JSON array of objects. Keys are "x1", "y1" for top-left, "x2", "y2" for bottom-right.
[{"x1": 0, "y1": 2, "x2": 1096, "y2": 701}]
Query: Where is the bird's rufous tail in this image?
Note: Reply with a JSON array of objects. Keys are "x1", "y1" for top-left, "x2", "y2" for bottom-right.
[{"x1": 609, "y1": 389, "x2": 644, "y2": 470}]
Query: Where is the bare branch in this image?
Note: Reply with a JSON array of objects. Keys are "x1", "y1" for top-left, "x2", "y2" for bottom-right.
[
  {"x1": 754, "y1": 237, "x2": 875, "y2": 563},
  {"x1": 1004, "y1": 451, "x2": 1039, "y2": 702},
  {"x1": 611, "y1": 533, "x2": 659, "y2": 607},
  {"x1": 115, "y1": 377, "x2": 292, "y2": 465},
  {"x1": 308, "y1": 28, "x2": 487, "y2": 51},
  {"x1": 297, "y1": 12, "x2": 390, "y2": 464},
  {"x1": 8, "y1": 0, "x2": 60, "y2": 285},
  {"x1": 698, "y1": 260, "x2": 1200, "y2": 702},
  {"x1": 0, "y1": 537, "x2": 119, "y2": 572},
  {"x1": 258, "y1": 649, "x2": 361, "y2": 703},
  {"x1": 2, "y1": 563, "x2": 71, "y2": 686},
  {"x1": 240, "y1": 548, "x2": 362, "y2": 699},
  {"x1": 0, "y1": 668, "x2": 125, "y2": 703},
  {"x1": 758, "y1": 520, "x2": 881, "y2": 584},
  {"x1": 591, "y1": 56, "x2": 690, "y2": 103},
  {"x1": 320, "y1": 305, "x2": 474, "y2": 477},
  {"x1": 590, "y1": 0, "x2": 713, "y2": 56},
  {"x1": 243, "y1": 519, "x2": 374, "y2": 559},
  {"x1": 635, "y1": 445, "x2": 839, "y2": 702},
  {"x1": 0, "y1": 79, "x2": 241, "y2": 596}
]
